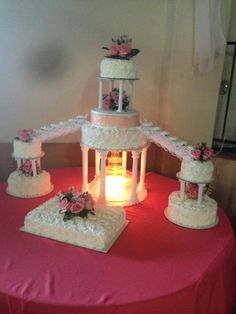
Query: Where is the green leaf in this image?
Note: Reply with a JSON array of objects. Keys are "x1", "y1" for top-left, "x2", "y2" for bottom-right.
[
  {"x1": 102, "y1": 47, "x2": 109, "y2": 50},
  {"x1": 63, "y1": 212, "x2": 75, "y2": 221}
]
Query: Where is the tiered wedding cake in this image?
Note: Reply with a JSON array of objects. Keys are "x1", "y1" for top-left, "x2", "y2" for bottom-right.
[
  {"x1": 7, "y1": 129, "x2": 52, "y2": 197},
  {"x1": 165, "y1": 143, "x2": 218, "y2": 229}
]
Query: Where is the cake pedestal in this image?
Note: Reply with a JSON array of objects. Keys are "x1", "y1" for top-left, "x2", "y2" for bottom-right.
[{"x1": 164, "y1": 172, "x2": 219, "y2": 229}]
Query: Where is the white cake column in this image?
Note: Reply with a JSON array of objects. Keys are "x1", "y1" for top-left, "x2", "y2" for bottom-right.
[
  {"x1": 95, "y1": 150, "x2": 100, "y2": 179},
  {"x1": 98, "y1": 78, "x2": 104, "y2": 110},
  {"x1": 179, "y1": 179, "x2": 186, "y2": 201},
  {"x1": 129, "y1": 150, "x2": 140, "y2": 204},
  {"x1": 81, "y1": 144, "x2": 89, "y2": 192},
  {"x1": 31, "y1": 159, "x2": 37, "y2": 177},
  {"x1": 16, "y1": 159, "x2": 21, "y2": 170},
  {"x1": 109, "y1": 79, "x2": 114, "y2": 92},
  {"x1": 197, "y1": 183, "x2": 206, "y2": 204},
  {"x1": 117, "y1": 80, "x2": 124, "y2": 113},
  {"x1": 122, "y1": 151, "x2": 127, "y2": 176},
  {"x1": 139, "y1": 146, "x2": 148, "y2": 191},
  {"x1": 98, "y1": 150, "x2": 108, "y2": 204},
  {"x1": 128, "y1": 80, "x2": 134, "y2": 110}
]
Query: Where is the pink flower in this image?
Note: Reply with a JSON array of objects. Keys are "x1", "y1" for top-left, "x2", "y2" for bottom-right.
[
  {"x1": 111, "y1": 90, "x2": 119, "y2": 104},
  {"x1": 103, "y1": 95, "x2": 111, "y2": 108},
  {"x1": 187, "y1": 183, "x2": 198, "y2": 199},
  {"x1": 59, "y1": 198, "x2": 71, "y2": 213},
  {"x1": 109, "y1": 43, "x2": 119, "y2": 56},
  {"x1": 203, "y1": 148, "x2": 214, "y2": 161},
  {"x1": 191, "y1": 149, "x2": 201, "y2": 160},
  {"x1": 21, "y1": 160, "x2": 32, "y2": 174},
  {"x1": 118, "y1": 43, "x2": 131, "y2": 56},
  {"x1": 84, "y1": 193, "x2": 95, "y2": 210},
  {"x1": 17, "y1": 129, "x2": 34, "y2": 142},
  {"x1": 70, "y1": 200, "x2": 85, "y2": 214}
]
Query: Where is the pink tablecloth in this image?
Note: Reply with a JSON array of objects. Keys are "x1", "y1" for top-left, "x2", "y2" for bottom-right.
[{"x1": 0, "y1": 168, "x2": 235, "y2": 314}]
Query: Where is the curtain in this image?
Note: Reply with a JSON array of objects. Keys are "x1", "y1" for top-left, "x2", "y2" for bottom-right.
[{"x1": 194, "y1": 0, "x2": 231, "y2": 74}]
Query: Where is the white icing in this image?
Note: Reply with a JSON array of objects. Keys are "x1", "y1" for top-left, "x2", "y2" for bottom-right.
[
  {"x1": 100, "y1": 58, "x2": 138, "y2": 79},
  {"x1": 166, "y1": 191, "x2": 217, "y2": 228},
  {"x1": 7, "y1": 170, "x2": 52, "y2": 197},
  {"x1": 23, "y1": 197, "x2": 126, "y2": 251},
  {"x1": 13, "y1": 139, "x2": 42, "y2": 159},
  {"x1": 82, "y1": 123, "x2": 148, "y2": 150},
  {"x1": 180, "y1": 159, "x2": 214, "y2": 183}
]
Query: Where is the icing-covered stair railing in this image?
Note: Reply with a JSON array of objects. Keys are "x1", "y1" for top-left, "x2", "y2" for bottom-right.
[
  {"x1": 139, "y1": 122, "x2": 192, "y2": 160},
  {"x1": 33, "y1": 115, "x2": 88, "y2": 142}
]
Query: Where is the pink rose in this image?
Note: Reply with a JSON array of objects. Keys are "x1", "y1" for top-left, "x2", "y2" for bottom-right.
[
  {"x1": 109, "y1": 43, "x2": 119, "y2": 56},
  {"x1": 17, "y1": 129, "x2": 33, "y2": 142},
  {"x1": 118, "y1": 43, "x2": 131, "y2": 56},
  {"x1": 59, "y1": 198, "x2": 70, "y2": 213},
  {"x1": 191, "y1": 149, "x2": 201, "y2": 160},
  {"x1": 203, "y1": 148, "x2": 214, "y2": 161},
  {"x1": 111, "y1": 91, "x2": 119, "y2": 104},
  {"x1": 84, "y1": 193, "x2": 94, "y2": 210},
  {"x1": 189, "y1": 188, "x2": 198, "y2": 199},
  {"x1": 21, "y1": 160, "x2": 32, "y2": 174},
  {"x1": 70, "y1": 200, "x2": 85, "y2": 214},
  {"x1": 103, "y1": 95, "x2": 111, "y2": 108}
]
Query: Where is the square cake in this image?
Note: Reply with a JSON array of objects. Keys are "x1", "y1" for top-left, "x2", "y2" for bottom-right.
[{"x1": 21, "y1": 197, "x2": 128, "y2": 252}]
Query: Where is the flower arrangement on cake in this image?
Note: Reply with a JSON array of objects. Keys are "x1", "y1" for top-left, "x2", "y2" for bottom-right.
[
  {"x1": 58, "y1": 187, "x2": 95, "y2": 221},
  {"x1": 102, "y1": 35, "x2": 140, "y2": 60},
  {"x1": 103, "y1": 88, "x2": 129, "y2": 110},
  {"x1": 19, "y1": 160, "x2": 41, "y2": 176},
  {"x1": 16, "y1": 129, "x2": 34, "y2": 142},
  {"x1": 185, "y1": 182, "x2": 208, "y2": 199},
  {"x1": 191, "y1": 143, "x2": 214, "y2": 161}
]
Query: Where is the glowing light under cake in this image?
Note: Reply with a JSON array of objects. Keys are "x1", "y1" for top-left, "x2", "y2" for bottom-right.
[{"x1": 105, "y1": 175, "x2": 130, "y2": 201}]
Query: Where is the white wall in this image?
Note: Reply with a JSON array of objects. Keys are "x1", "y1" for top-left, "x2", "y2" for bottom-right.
[{"x1": 0, "y1": 0, "x2": 224, "y2": 144}]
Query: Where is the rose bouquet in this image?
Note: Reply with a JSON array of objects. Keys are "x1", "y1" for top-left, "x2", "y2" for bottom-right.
[
  {"x1": 191, "y1": 143, "x2": 214, "y2": 161},
  {"x1": 58, "y1": 187, "x2": 95, "y2": 221},
  {"x1": 16, "y1": 129, "x2": 34, "y2": 142},
  {"x1": 103, "y1": 88, "x2": 129, "y2": 110},
  {"x1": 185, "y1": 183, "x2": 208, "y2": 199},
  {"x1": 19, "y1": 160, "x2": 41, "y2": 176},
  {"x1": 102, "y1": 35, "x2": 140, "y2": 60}
]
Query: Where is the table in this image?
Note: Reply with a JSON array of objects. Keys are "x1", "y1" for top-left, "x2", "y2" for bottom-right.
[{"x1": 0, "y1": 167, "x2": 235, "y2": 314}]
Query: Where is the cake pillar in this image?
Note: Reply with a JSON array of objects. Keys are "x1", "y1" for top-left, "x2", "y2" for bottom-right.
[
  {"x1": 128, "y1": 80, "x2": 134, "y2": 110},
  {"x1": 122, "y1": 151, "x2": 127, "y2": 176},
  {"x1": 16, "y1": 159, "x2": 21, "y2": 170},
  {"x1": 197, "y1": 183, "x2": 206, "y2": 205},
  {"x1": 130, "y1": 150, "x2": 140, "y2": 204},
  {"x1": 81, "y1": 144, "x2": 89, "y2": 192},
  {"x1": 117, "y1": 80, "x2": 124, "y2": 113},
  {"x1": 109, "y1": 79, "x2": 114, "y2": 92},
  {"x1": 37, "y1": 158, "x2": 41, "y2": 169},
  {"x1": 139, "y1": 146, "x2": 148, "y2": 191},
  {"x1": 98, "y1": 150, "x2": 107, "y2": 204},
  {"x1": 179, "y1": 179, "x2": 185, "y2": 201},
  {"x1": 32, "y1": 160, "x2": 37, "y2": 177},
  {"x1": 98, "y1": 78, "x2": 104, "y2": 110},
  {"x1": 95, "y1": 150, "x2": 100, "y2": 179}
]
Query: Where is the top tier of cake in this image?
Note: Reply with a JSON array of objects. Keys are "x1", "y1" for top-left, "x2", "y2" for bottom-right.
[
  {"x1": 13, "y1": 139, "x2": 42, "y2": 159},
  {"x1": 100, "y1": 58, "x2": 138, "y2": 80}
]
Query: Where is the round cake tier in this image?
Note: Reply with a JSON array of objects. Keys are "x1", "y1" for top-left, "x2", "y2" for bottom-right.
[
  {"x1": 81, "y1": 123, "x2": 148, "y2": 150},
  {"x1": 180, "y1": 159, "x2": 214, "y2": 183},
  {"x1": 13, "y1": 139, "x2": 42, "y2": 159},
  {"x1": 7, "y1": 170, "x2": 53, "y2": 198},
  {"x1": 100, "y1": 58, "x2": 138, "y2": 79},
  {"x1": 90, "y1": 109, "x2": 140, "y2": 127},
  {"x1": 165, "y1": 191, "x2": 218, "y2": 229}
]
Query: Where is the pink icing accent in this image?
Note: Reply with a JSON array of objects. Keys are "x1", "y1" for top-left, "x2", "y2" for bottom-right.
[{"x1": 91, "y1": 112, "x2": 140, "y2": 127}]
